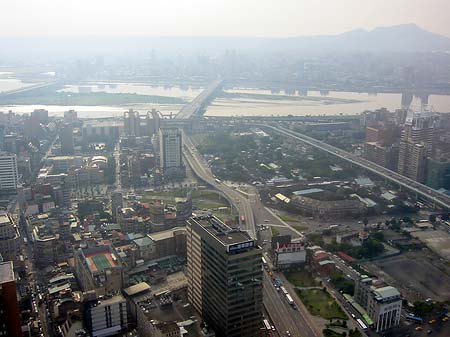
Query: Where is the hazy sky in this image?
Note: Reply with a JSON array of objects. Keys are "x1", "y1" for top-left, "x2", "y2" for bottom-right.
[{"x1": 3, "y1": 0, "x2": 450, "y2": 38}]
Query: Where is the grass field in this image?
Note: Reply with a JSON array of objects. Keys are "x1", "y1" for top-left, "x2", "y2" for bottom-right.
[
  {"x1": 296, "y1": 289, "x2": 347, "y2": 320},
  {"x1": 285, "y1": 269, "x2": 319, "y2": 287},
  {"x1": 271, "y1": 227, "x2": 280, "y2": 237},
  {"x1": 279, "y1": 214, "x2": 299, "y2": 222}
]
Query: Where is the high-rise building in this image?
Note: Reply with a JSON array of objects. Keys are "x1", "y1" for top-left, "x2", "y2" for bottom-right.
[
  {"x1": 0, "y1": 152, "x2": 19, "y2": 191},
  {"x1": 398, "y1": 108, "x2": 434, "y2": 182},
  {"x1": 0, "y1": 125, "x2": 5, "y2": 151},
  {"x1": 64, "y1": 109, "x2": 78, "y2": 122},
  {"x1": 124, "y1": 109, "x2": 141, "y2": 137},
  {"x1": 145, "y1": 109, "x2": 161, "y2": 136},
  {"x1": 186, "y1": 215, "x2": 263, "y2": 337},
  {"x1": 159, "y1": 128, "x2": 184, "y2": 177},
  {"x1": 111, "y1": 190, "x2": 123, "y2": 222},
  {"x1": 60, "y1": 124, "x2": 75, "y2": 155},
  {"x1": 0, "y1": 261, "x2": 22, "y2": 337}
]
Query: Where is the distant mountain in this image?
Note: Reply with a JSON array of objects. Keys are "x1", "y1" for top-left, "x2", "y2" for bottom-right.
[
  {"x1": 275, "y1": 23, "x2": 450, "y2": 52},
  {"x1": 0, "y1": 24, "x2": 449, "y2": 60}
]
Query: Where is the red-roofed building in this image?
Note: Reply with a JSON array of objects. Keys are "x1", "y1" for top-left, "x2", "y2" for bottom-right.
[{"x1": 337, "y1": 251, "x2": 354, "y2": 263}]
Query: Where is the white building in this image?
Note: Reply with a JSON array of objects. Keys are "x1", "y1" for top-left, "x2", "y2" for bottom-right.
[
  {"x1": 368, "y1": 286, "x2": 402, "y2": 332},
  {"x1": 355, "y1": 276, "x2": 402, "y2": 332},
  {"x1": 0, "y1": 153, "x2": 19, "y2": 191},
  {"x1": 274, "y1": 241, "x2": 306, "y2": 269},
  {"x1": 85, "y1": 294, "x2": 128, "y2": 337},
  {"x1": 159, "y1": 128, "x2": 184, "y2": 176}
]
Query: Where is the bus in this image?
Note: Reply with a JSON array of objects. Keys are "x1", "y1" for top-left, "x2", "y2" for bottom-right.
[
  {"x1": 405, "y1": 314, "x2": 423, "y2": 323},
  {"x1": 263, "y1": 319, "x2": 271, "y2": 330},
  {"x1": 356, "y1": 319, "x2": 368, "y2": 330},
  {"x1": 215, "y1": 178, "x2": 221, "y2": 184},
  {"x1": 286, "y1": 294, "x2": 294, "y2": 305},
  {"x1": 280, "y1": 286, "x2": 288, "y2": 295},
  {"x1": 261, "y1": 257, "x2": 268, "y2": 269}
]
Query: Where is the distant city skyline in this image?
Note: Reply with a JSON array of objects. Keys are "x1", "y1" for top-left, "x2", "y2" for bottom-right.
[{"x1": 1, "y1": 0, "x2": 450, "y2": 38}]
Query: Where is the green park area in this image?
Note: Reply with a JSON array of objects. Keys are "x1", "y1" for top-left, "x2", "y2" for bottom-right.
[
  {"x1": 0, "y1": 85, "x2": 186, "y2": 105},
  {"x1": 295, "y1": 288, "x2": 347, "y2": 320},
  {"x1": 285, "y1": 269, "x2": 320, "y2": 288}
]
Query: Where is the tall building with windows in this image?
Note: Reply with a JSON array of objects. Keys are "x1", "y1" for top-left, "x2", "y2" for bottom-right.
[
  {"x1": 186, "y1": 215, "x2": 262, "y2": 337},
  {"x1": 124, "y1": 109, "x2": 141, "y2": 137},
  {"x1": 60, "y1": 124, "x2": 75, "y2": 155},
  {"x1": 398, "y1": 108, "x2": 434, "y2": 182},
  {"x1": 159, "y1": 128, "x2": 184, "y2": 177},
  {"x1": 0, "y1": 261, "x2": 22, "y2": 337},
  {"x1": 0, "y1": 152, "x2": 19, "y2": 191}
]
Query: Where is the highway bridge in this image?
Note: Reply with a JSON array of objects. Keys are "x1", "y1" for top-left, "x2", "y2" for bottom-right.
[
  {"x1": 175, "y1": 79, "x2": 222, "y2": 119},
  {"x1": 255, "y1": 123, "x2": 450, "y2": 211},
  {"x1": 182, "y1": 132, "x2": 256, "y2": 237},
  {"x1": 0, "y1": 80, "x2": 58, "y2": 97}
]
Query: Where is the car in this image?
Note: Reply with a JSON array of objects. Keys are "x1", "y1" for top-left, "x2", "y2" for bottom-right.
[
  {"x1": 427, "y1": 329, "x2": 433, "y2": 334},
  {"x1": 442, "y1": 316, "x2": 449, "y2": 322},
  {"x1": 415, "y1": 326, "x2": 423, "y2": 331},
  {"x1": 285, "y1": 331, "x2": 291, "y2": 337},
  {"x1": 351, "y1": 313, "x2": 356, "y2": 318},
  {"x1": 429, "y1": 319, "x2": 436, "y2": 324}
]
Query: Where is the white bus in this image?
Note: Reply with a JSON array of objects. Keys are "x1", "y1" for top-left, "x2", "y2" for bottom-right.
[
  {"x1": 280, "y1": 286, "x2": 288, "y2": 295},
  {"x1": 263, "y1": 319, "x2": 271, "y2": 330},
  {"x1": 356, "y1": 318, "x2": 368, "y2": 330},
  {"x1": 286, "y1": 294, "x2": 294, "y2": 305}
]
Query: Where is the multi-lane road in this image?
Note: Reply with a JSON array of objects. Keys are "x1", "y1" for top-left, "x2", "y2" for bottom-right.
[
  {"x1": 183, "y1": 131, "x2": 324, "y2": 337},
  {"x1": 175, "y1": 79, "x2": 222, "y2": 119},
  {"x1": 182, "y1": 132, "x2": 256, "y2": 237},
  {"x1": 263, "y1": 271, "x2": 322, "y2": 337},
  {"x1": 256, "y1": 123, "x2": 450, "y2": 211}
]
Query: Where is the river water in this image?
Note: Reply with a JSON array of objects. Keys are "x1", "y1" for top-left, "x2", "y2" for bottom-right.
[
  {"x1": 1, "y1": 83, "x2": 450, "y2": 118},
  {"x1": 205, "y1": 89, "x2": 450, "y2": 117}
]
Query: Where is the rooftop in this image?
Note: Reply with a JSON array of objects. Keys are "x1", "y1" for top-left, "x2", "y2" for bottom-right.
[
  {"x1": 293, "y1": 188, "x2": 324, "y2": 196},
  {"x1": 191, "y1": 215, "x2": 255, "y2": 248},
  {"x1": 123, "y1": 282, "x2": 151, "y2": 297},
  {"x1": 0, "y1": 261, "x2": 15, "y2": 284},
  {"x1": 0, "y1": 214, "x2": 11, "y2": 226},
  {"x1": 373, "y1": 286, "x2": 401, "y2": 301},
  {"x1": 84, "y1": 249, "x2": 119, "y2": 273},
  {"x1": 148, "y1": 227, "x2": 186, "y2": 242}
]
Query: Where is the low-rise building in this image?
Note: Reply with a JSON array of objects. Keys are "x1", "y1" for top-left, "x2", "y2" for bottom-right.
[
  {"x1": 274, "y1": 241, "x2": 306, "y2": 269},
  {"x1": 355, "y1": 276, "x2": 402, "y2": 332},
  {"x1": 291, "y1": 195, "x2": 365, "y2": 219},
  {"x1": 83, "y1": 293, "x2": 128, "y2": 337},
  {"x1": 74, "y1": 245, "x2": 124, "y2": 295}
]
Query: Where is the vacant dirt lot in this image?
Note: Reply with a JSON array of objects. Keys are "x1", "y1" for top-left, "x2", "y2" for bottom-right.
[{"x1": 364, "y1": 251, "x2": 450, "y2": 302}]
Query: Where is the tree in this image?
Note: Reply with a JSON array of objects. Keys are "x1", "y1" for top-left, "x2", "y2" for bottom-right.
[{"x1": 363, "y1": 217, "x2": 368, "y2": 227}]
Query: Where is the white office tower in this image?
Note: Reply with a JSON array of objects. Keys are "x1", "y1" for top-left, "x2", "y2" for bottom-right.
[
  {"x1": 0, "y1": 153, "x2": 19, "y2": 191},
  {"x1": 159, "y1": 128, "x2": 184, "y2": 177}
]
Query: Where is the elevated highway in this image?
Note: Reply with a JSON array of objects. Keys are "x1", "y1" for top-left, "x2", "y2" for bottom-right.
[
  {"x1": 182, "y1": 132, "x2": 256, "y2": 237},
  {"x1": 175, "y1": 79, "x2": 222, "y2": 119},
  {"x1": 0, "y1": 80, "x2": 58, "y2": 97},
  {"x1": 256, "y1": 123, "x2": 450, "y2": 210}
]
